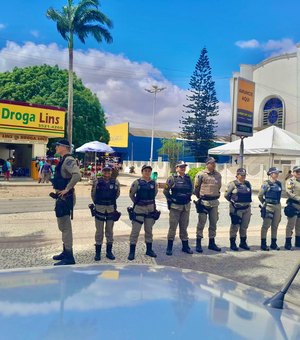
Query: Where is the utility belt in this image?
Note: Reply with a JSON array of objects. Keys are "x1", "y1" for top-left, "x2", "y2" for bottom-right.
[
  {"x1": 94, "y1": 200, "x2": 116, "y2": 206},
  {"x1": 127, "y1": 206, "x2": 161, "y2": 224},
  {"x1": 88, "y1": 203, "x2": 121, "y2": 221},
  {"x1": 200, "y1": 195, "x2": 220, "y2": 201},
  {"x1": 135, "y1": 200, "x2": 155, "y2": 206},
  {"x1": 231, "y1": 204, "x2": 250, "y2": 211},
  {"x1": 265, "y1": 198, "x2": 280, "y2": 205}
]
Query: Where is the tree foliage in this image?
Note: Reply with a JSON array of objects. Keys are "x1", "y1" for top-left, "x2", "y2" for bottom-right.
[
  {"x1": 158, "y1": 138, "x2": 184, "y2": 172},
  {"x1": 0, "y1": 64, "x2": 109, "y2": 148},
  {"x1": 46, "y1": 0, "x2": 113, "y2": 145},
  {"x1": 181, "y1": 47, "x2": 219, "y2": 162}
]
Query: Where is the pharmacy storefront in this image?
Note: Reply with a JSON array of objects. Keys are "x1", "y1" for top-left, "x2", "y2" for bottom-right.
[{"x1": 0, "y1": 100, "x2": 65, "y2": 177}]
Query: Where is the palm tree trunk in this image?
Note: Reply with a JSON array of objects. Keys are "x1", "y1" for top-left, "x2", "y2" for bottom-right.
[{"x1": 67, "y1": 45, "x2": 74, "y2": 147}]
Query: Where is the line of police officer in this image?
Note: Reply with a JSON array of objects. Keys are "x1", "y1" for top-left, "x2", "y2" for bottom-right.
[{"x1": 49, "y1": 140, "x2": 300, "y2": 265}]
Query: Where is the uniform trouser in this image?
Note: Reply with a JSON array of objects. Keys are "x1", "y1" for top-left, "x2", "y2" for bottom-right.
[
  {"x1": 129, "y1": 204, "x2": 155, "y2": 244},
  {"x1": 95, "y1": 204, "x2": 115, "y2": 245},
  {"x1": 261, "y1": 203, "x2": 281, "y2": 239},
  {"x1": 229, "y1": 205, "x2": 251, "y2": 238},
  {"x1": 57, "y1": 215, "x2": 73, "y2": 250},
  {"x1": 56, "y1": 193, "x2": 75, "y2": 250},
  {"x1": 42, "y1": 172, "x2": 51, "y2": 183},
  {"x1": 167, "y1": 206, "x2": 190, "y2": 241},
  {"x1": 197, "y1": 206, "x2": 219, "y2": 238},
  {"x1": 286, "y1": 214, "x2": 300, "y2": 238}
]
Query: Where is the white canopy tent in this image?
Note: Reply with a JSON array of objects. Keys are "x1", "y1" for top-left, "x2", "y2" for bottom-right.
[
  {"x1": 209, "y1": 126, "x2": 300, "y2": 156},
  {"x1": 208, "y1": 126, "x2": 300, "y2": 168}
]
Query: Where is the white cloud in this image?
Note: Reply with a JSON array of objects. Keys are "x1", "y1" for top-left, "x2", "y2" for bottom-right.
[
  {"x1": 0, "y1": 24, "x2": 5, "y2": 30},
  {"x1": 0, "y1": 41, "x2": 231, "y2": 135},
  {"x1": 235, "y1": 39, "x2": 259, "y2": 49},
  {"x1": 235, "y1": 38, "x2": 298, "y2": 57},
  {"x1": 30, "y1": 30, "x2": 39, "y2": 38}
]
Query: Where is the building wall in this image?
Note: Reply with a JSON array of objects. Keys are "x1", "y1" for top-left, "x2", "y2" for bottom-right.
[{"x1": 233, "y1": 47, "x2": 300, "y2": 135}]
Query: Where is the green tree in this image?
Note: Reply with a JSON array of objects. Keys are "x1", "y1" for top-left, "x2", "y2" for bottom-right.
[
  {"x1": 46, "y1": 0, "x2": 113, "y2": 146},
  {"x1": 158, "y1": 138, "x2": 184, "y2": 173},
  {"x1": 181, "y1": 47, "x2": 219, "y2": 162},
  {"x1": 0, "y1": 64, "x2": 109, "y2": 147}
]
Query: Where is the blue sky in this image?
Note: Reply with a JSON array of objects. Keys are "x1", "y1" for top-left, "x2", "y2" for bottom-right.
[{"x1": 0, "y1": 0, "x2": 299, "y2": 134}]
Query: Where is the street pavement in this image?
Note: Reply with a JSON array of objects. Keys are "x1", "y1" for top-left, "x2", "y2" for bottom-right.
[{"x1": 0, "y1": 175, "x2": 300, "y2": 306}]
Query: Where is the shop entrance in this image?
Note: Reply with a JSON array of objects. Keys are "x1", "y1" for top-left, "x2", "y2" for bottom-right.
[{"x1": 0, "y1": 143, "x2": 32, "y2": 176}]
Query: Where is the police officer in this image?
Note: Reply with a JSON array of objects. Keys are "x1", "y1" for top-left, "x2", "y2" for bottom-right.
[
  {"x1": 284, "y1": 165, "x2": 300, "y2": 250},
  {"x1": 91, "y1": 165, "x2": 120, "y2": 261},
  {"x1": 51, "y1": 139, "x2": 81, "y2": 265},
  {"x1": 224, "y1": 168, "x2": 252, "y2": 251},
  {"x1": 194, "y1": 157, "x2": 222, "y2": 252},
  {"x1": 258, "y1": 167, "x2": 282, "y2": 251},
  {"x1": 163, "y1": 161, "x2": 193, "y2": 256},
  {"x1": 127, "y1": 165, "x2": 159, "y2": 261}
]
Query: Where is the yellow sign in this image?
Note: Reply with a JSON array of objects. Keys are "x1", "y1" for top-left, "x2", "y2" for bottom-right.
[
  {"x1": 107, "y1": 122, "x2": 129, "y2": 147},
  {"x1": 0, "y1": 100, "x2": 65, "y2": 137},
  {"x1": 236, "y1": 78, "x2": 255, "y2": 136}
]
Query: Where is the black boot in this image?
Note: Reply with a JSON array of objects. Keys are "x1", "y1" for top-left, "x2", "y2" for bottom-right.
[
  {"x1": 208, "y1": 238, "x2": 221, "y2": 252},
  {"x1": 295, "y1": 236, "x2": 300, "y2": 247},
  {"x1": 128, "y1": 244, "x2": 136, "y2": 261},
  {"x1": 196, "y1": 238, "x2": 203, "y2": 253},
  {"x1": 182, "y1": 240, "x2": 193, "y2": 254},
  {"x1": 270, "y1": 238, "x2": 280, "y2": 250},
  {"x1": 285, "y1": 237, "x2": 292, "y2": 250},
  {"x1": 53, "y1": 244, "x2": 65, "y2": 261},
  {"x1": 261, "y1": 238, "x2": 269, "y2": 251},
  {"x1": 166, "y1": 240, "x2": 173, "y2": 256},
  {"x1": 239, "y1": 237, "x2": 250, "y2": 250},
  {"x1": 230, "y1": 237, "x2": 239, "y2": 251},
  {"x1": 106, "y1": 243, "x2": 115, "y2": 260},
  {"x1": 54, "y1": 248, "x2": 75, "y2": 266},
  {"x1": 94, "y1": 244, "x2": 101, "y2": 261},
  {"x1": 146, "y1": 243, "x2": 157, "y2": 258}
]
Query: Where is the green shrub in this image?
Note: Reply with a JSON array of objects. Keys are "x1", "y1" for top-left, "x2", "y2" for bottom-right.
[{"x1": 188, "y1": 167, "x2": 205, "y2": 182}]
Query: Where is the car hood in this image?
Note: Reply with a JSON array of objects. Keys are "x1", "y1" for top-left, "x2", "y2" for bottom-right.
[{"x1": 0, "y1": 264, "x2": 299, "y2": 340}]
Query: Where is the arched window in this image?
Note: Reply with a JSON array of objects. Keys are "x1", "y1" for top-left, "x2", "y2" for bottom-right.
[{"x1": 262, "y1": 97, "x2": 284, "y2": 128}]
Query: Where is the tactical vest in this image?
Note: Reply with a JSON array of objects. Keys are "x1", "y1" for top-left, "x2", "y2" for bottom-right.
[
  {"x1": 171, "y1": 174, "x2": 192, "y2": 204},
  {"x1": 94, "y1": 178, "x2": 118, "y2": 205},
  {"x1": 265, "y1": 180, "x2": 282, "y2": 204},
  {"x1": 199, "y1": 171, "x2": 221, "y2": 198},
  {"x1": 231, "y1": 180, "x2": 252, "y2": 203},
  {"x1": 52, "y1": 155, "x2": 72, "y2": 190},
  {"x1": 136, "y1": 179, "x2": 156, "y2": 202}
]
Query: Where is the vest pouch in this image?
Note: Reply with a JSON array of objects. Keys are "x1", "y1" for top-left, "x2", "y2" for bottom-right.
[
  {"x1": 147, "y1": 210, "x2": 161, "y2": 220},
  {"x1": 111, "y1": 210, "x2": 121, "y2": 221},
  {"x1": 55, "y1": 198, "x2": 71, "y2": 218},
  {"x1": 194, "y1": 200, "x2": 210, "y2": 214},
  {"x1": 230, "y1": 213, "x2": 242, "y2": 225},
  {"x1": 127, "y1": 206, "x2": 134, "y2": 221},
  {"x1": 284, "y1": 205, "x2": 298, "y2": 218}
]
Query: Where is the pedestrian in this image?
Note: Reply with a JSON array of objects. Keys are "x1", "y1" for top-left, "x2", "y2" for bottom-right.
[
  {"x1": 258, "y1": 167, "x2": 282, "y2": 251},
  {"x1": 40, "y1": 159, "x2": 53, "y2": 183},
  {"x1": 2, "y1": 159, "x2": 11, "y2": 181},
  {"x1": 50, "y1": 139, "x2": 81, "y2": 265},
  {"x1": 194, "y1": 157, "x2": 222, "y2": 252},
  {"x1": 163, "y1": 161, "x2": 193, "y2": 256},
  {"x1": 127, "y1": 164, "x2": 159, "y2": 261},
  {"x1": 90, "y1": 165, "x2": 120, "y2": 261},
  {"x1": 224, "y1": 168, "x2": 252, "y2": 251},
  {"x1": 284, "y1": 165, "x2": 300, "y2": 250},
  {"x1": 38, "y1": 158, "x2": 44, "y2": 183}
]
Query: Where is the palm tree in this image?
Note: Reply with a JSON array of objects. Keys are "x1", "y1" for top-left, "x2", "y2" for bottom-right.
[{"x1": 46, "y1": 0, "x2": 113, "y2": 146}]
